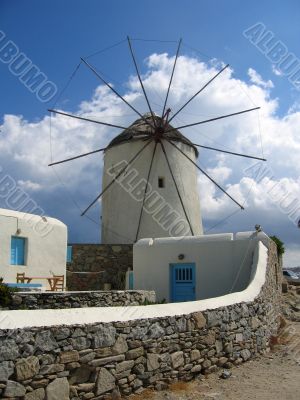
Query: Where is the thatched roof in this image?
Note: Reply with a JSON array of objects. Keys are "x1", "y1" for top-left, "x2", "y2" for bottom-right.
[{"x1": 106, "y1": 114, "x2": 198, "y2": 157}]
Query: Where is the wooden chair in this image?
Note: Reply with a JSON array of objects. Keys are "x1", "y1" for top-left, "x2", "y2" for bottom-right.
[
  {"x1": 52, "y1": 275, "x2": 64, "y2": 291},
  {"x1": 16, "y1": 273, "x2": 25, "y2": 283},
  {"x1": 16, "y1": 273, "x2": 31, "y2": 283}
]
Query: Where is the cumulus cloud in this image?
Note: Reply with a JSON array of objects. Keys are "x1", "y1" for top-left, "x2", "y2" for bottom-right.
[
  {"x1": 248, "y1": 68, "x2": 274, "y2": 89},
  {"x1": 0, "y1": 53, "x2": 299, "y2": 264}
]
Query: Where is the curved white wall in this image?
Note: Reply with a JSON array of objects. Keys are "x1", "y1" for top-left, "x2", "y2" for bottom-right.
[
  {"x1": 0, "y1": 241, "x2": 268, "y2": 329},
  {"x1": 101, "y1": 140, "x2": 203, "y2": 244},
  {"x1": 133, "y1": 233, "x2": 263, "y2": 302}
]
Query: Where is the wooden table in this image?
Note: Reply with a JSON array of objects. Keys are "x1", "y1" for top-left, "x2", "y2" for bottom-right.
[{"x1": 18, "y1": 276, "x2": 63, "y2": 291}]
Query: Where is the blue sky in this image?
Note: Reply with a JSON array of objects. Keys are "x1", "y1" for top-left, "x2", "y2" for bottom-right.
[
  {"x1": 1, "y1": 0, "x2": 300, "y2": 119},
  {"x1": 0, "y1": 0, "x2": 299, "y2": 266}
]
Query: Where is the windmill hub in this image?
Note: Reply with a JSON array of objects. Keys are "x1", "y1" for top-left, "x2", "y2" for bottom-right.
[{"x1": 154, "y1": 125, "x2": 165, "y2": 141}]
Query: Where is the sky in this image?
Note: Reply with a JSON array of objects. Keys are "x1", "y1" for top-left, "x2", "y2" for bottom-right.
[{"x1": 0, "y1": 0, "x2": 299, "y2": 267}]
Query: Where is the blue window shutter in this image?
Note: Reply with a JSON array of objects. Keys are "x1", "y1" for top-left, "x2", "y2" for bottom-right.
[
  {"x1": 129, "y1": 271, "x2": 134, "y2": 290},
  {"x1": 67, "y1": 246, "x2": 72, "y2": 262},
  {"x1": 17, "y1": 238, "x2": 25, "y2": 265},
  {"x1": 11, "y1": 237, "x2": 25, "y2": 265},
  {"x1": 11, "y1": 237, "x2": 17, "y2": 265}
]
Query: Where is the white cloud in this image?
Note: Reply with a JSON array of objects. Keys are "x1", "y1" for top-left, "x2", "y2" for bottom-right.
[
  {"x1": 206, "y1": 165, "x2": 232, "y2": 183},
  {"x1": 287, "y1": 101, "x2": 300, "y2": 114},
  {"x1": 17, "y1": 180, "x2": 42, "y2": 191},
  {"x1": 248, "y1": 68, "x2": 274, "y2": 89},
  {"x1": 0, "y1": 52, "x2": 299, "y2": 263},
  {"x1": 283, "y1": 243, "x2": 300, "y2": 268},
  {"x1": 272, "y1": 64, "x2": 283, "y2": 76}
]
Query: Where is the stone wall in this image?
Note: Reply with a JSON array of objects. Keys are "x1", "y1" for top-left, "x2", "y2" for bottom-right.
[
  {"x1": 67, "y1": 244, "x2": 133, "y2": 291},
  {"x1": 8, "y1": 291, "x2": 156, "y2": 310},
  {"x1": 0, "y1": 242, "x2": 282, "y2": 399}
]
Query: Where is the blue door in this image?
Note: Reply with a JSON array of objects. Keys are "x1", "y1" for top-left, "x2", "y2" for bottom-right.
[{"x1": 170, "y1": 263, "x2": 196, "y2": 302}]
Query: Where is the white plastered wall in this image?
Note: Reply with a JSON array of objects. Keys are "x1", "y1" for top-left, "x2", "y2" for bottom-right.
[
  {"x1": 0, "y1": 209, "x2": 67, "y2": 288},
  {"x1": 101, "y1": 140, "x2": 202, "y2": 244},
  {"x1": 133, "y1": 232, "x2": 266, "y2": 302}
]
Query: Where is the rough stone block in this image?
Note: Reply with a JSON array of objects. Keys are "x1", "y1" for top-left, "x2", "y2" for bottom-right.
[
  {"x1": 240, "y1": 349, "x2": 251, "y2": 361},
  {"x1": 31, "y1": 378, "x2": 49, "y2": 389},
  {"x1": 190, "y1": 349, "x2": 201, "y2": 362},
  {"x1": 46, "y1": 377, "x2": 69, "y2": 400},
  {"x1": 69, "y1": 365, "x2": 92, "y2": 384},
  {"x1": 59, "y1": 350, "x2": 79, "y2": 364},
  {"x1": 115, "y1": 360, "x2": 134, "y2": 374},
  {"x1": 90, "y1": 354, "x2": 125, "y2": 367},
  {"x1": 39, "y1": 363, "x2": 64, "y2": 375},
  {"x1": 235, "y1": 333, "x2": 244, "y2": 343},
  {"x1": 251, "y1": 317, "x2": 261, "y2": 330},
  {"x1": 147, "y1": 323, "x2": 165, "y2": 339},
  {"x1": 0, "y1": 360, "x2": 14, "y2": 381},
  {"x1": 217, "y1": 357, "x2": 228, "y2": 366},
  {"x1": 147, "y1": 353, "x2": 160, "y2": 371},
  {"x1": 15, "y1": 356, "x2": 40, "y2": 380},
  {"x1": 94, "y1": 347, "x2": 113, "y2": 358},
  {"x1": 4, "y1": 380, "x2": 26, "y2": 397},
  {"x1": 0, "y1": 340, "x2": 19, "y2": 361},
  {"x1": 24, "y1": 388, "x2": 45, "y2": 400},
  {"x1": 35, "y1": 331, "x2": 58, "y2": 352},
  {"x1": 126, "y1": 347, "x2": 144, "y2": 360},
  {"x1": 112, "y1": 336, "x2": 128, "y2": 355},
  {"x1": 71, "y1": 337, "x2": 91, "y2": 351},
  {"x1": 191, "y1": 365, "x2": 202, "y2": 373},
  {"x1": 202, "y1": 359, "x2": 211, "y2": 369},
  {"x1": 171, "y1": 351, "x2": 184, "y2": 369},
  {"x1": 201, "y1": 331, "x2": 216, "y2": 345},
  {"x1": 96, "y1": 368, "x2": 116, "y2": 395},
  {"x1": 93, "y1": 326, "x2": 116, "y2": 348}
]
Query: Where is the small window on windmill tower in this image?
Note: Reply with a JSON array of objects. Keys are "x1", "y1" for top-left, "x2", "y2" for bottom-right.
[{"x1": 158, "y1": 177, "x2": 165, "y2": 188}]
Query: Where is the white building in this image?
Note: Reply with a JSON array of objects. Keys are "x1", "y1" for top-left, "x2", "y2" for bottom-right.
[
  {"x1": 133, "y1": 231, "x2": 271, "y2": 302},
  {"x1": 101, "y1": 114, "x2": 203, "y2": 244},
  {"x1": 0, "y1": 208, "x2": 67, "y2": 288}
]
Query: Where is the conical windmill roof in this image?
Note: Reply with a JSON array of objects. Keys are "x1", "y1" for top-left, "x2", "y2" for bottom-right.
[{"x1": 107, "y1": 113, "x2": 198, "y2": 157}]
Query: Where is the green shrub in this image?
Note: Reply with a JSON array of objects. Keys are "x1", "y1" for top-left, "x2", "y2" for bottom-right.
[
  {"x1": 270, "y1": 235, "x2": 285, "y2": 256},
  {"x1": 142, "y1": 298, "x2": 166, "y2": 305},
  {"x1": 0, "y1": 279, "x2": 13, "y2": 307}
]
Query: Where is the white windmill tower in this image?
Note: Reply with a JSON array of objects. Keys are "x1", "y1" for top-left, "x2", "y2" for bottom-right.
[
  {"x1": 101, "y1": 112, "x2": 203, "y2": 243},
  {"x1": 49, "y1": 37, "x2": 265, "y2": 244}
]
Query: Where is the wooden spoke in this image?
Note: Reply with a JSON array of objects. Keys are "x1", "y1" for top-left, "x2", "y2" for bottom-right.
[
  {"x1": 191, "y1": 143, "x2": 266, "y2": 161},
  {"x1": 168, "y1": 63, "x2": 230, "y2": 124},
  {"x1": 127, "y1": 36, "x2": 157, "y2": 128},
  {"x1": 161, "y1": 38, "x2": 182, "y2": 119},
  {"x1": 166, "y1": 139, "x2": 245, "y2": 210},
  {"x1": 160, "y1": 140, "x2": 194, "y2": 235},
  {"x1": 49, "y1": 109, "x2": 130, "y2": 130},
  {"x1": 135, "y1": 141, "x2": 158, "y2": 241},
  {"x1": 166, "y1": 107, "x2": 260, "y2": 132},
  {"x1": 80, "y1": 57, "x2": 155, "y2": 130},
  {"x1": 49, "y1": 147, "x2": 106, "y2": 166},
  {"x1": 81, "y1": 139, "x2": 153, "y2": 216}
]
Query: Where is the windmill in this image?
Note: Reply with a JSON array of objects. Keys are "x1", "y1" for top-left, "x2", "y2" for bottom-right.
[{"x1": 48, "y1": 38, "x2": 266, "y2": 244}]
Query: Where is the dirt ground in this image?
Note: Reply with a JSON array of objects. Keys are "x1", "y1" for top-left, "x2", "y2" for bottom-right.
[{"x1": 130, "y1": 287, "x2": 300, "y2": 400}]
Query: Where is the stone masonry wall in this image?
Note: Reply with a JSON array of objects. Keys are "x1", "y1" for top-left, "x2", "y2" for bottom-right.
[
  {"x1": 8, "y1": 291, "x2": 156, "y2": 310},
  {"x1": 0, "y1": 242, "x2": 282, "y2": 399},
  {"x1": 67, "y1": 244, "x2": 133, "y2": 291}
]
